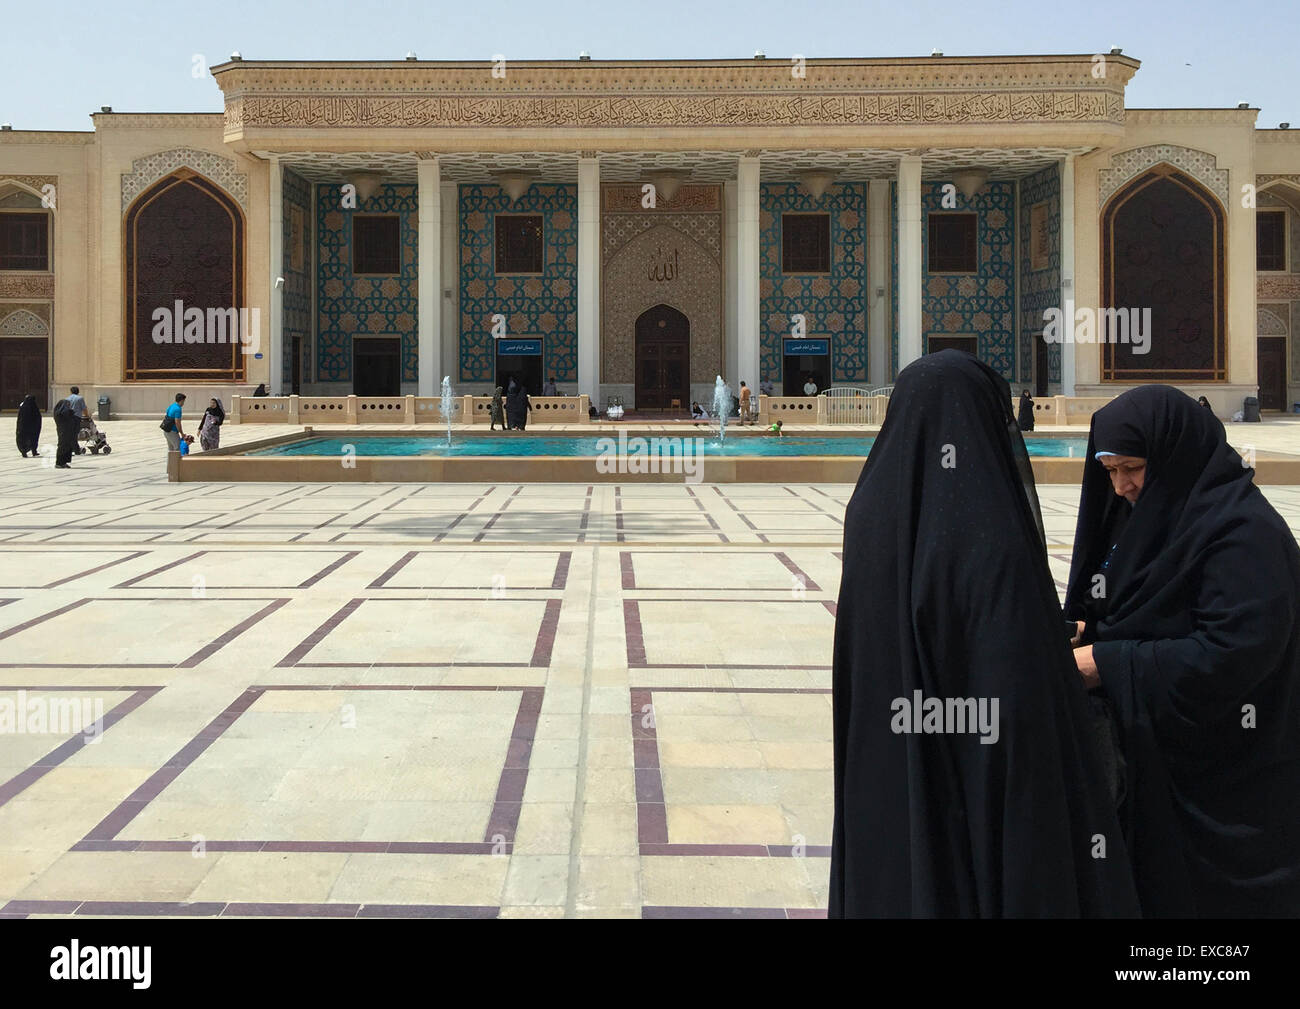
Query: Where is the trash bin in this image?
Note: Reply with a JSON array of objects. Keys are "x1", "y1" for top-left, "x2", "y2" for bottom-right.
[
  {"x1": 1242, "y1": 396, "x2": 1261, "y2": 423},
  {"x1": 97, "y1": 395, "x2": 111, "y2": 421}
]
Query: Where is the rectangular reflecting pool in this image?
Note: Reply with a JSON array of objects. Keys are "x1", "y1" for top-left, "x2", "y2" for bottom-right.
[{"x1": 247, "y1": 434, "x2": 1090, "y2": 458}]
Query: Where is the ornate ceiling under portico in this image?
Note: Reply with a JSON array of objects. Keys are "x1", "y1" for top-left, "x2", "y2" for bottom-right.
[{"x1": 261, "y1": 146, "x2": 1095, "y2": 185}]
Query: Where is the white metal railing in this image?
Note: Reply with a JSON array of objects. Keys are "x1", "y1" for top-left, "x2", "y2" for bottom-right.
[{"x1": 824, "y1": 386, "x2": 889, "y2": 425}]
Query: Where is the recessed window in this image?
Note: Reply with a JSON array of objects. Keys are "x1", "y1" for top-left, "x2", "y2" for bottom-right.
[
  {"x1": 0, "y1": 212, "x2": 50, "y2": 271},
  {"x1": 928, "y1": 213, "x2": 978, "y2": 274},
  {"x1": 782, "y1": 214, "x2": 830, "y2": 273},
  {"x1": 352, "y1": 215, "x2": 400, "y2": 275},
  {"x1": 1257, "y1": 210, "x2": 1286, "y2": 272},
  {"x1": 495, "y1": 215, "x2": 544, "y2": 274}
]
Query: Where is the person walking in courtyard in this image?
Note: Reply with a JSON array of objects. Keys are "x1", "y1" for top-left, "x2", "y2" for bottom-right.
[
  {"x1": 830, "y1": 350, "x2": 1138, "y2": 918},
  {"x1": 1017, "y1": 389, "x2": 1035, "y2": 431},
  {"x1": 15, "y1": 394, "x2": 41, "y2": 457},
  {"x1": 64, "y1": 386, "x2": 90, "y2": 454},
  {"x1": 161, "y1": 393, "x2": 186, "y2": 452},
  {"x1": 803, "y1": 375, "x2": 818, "y2": 396},
  {"x1": 490, "y1": 386, "x2": 506, "y2": 431},
  {"x1": 52, "y1": 394, "x2": 80, "y2": 468},
  {"x1": 1065, "y1": 386, "x2": 1300, "y2": 917},
  {"x1": 543, "y1": 376, "x2": 557, "y2": 396},
  {"x1": 198, "y1": 397, "x2": 225, "y2": 451},
  {"x1": 739, "y1": 381, "x2": 752, "y2": 424}
]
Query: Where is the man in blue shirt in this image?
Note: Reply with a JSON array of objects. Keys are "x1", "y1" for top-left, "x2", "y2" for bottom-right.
[
  {"x1": 65, "y1": 386, "x2": 89, "y2": 455},
  {"x1": 162, "y1": 393, "x2": 186, "y2": 452}
]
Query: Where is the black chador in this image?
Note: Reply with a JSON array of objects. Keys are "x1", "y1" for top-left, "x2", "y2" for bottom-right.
[{"x1": 830, "y1": 350, "x2": 1139, "y2": 918}]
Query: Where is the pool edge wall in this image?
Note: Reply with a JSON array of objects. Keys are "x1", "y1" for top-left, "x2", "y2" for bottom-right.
[{"x1": 174, "y1": 455, "x2": 1098, "y2": 484}]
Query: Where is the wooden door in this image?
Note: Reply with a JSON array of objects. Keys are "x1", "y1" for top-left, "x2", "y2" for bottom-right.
[
  {"x1": 0, "y1": 338, "x2": 48, "y2": 411},
  {"x1": 1257, "y1": 337, "x2": 1287, "y2": 412},
  {"x1": 635, "y1": 305, "x2": 690, "y2": 410}
]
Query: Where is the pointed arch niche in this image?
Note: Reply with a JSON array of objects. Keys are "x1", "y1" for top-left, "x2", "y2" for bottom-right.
[
  {"x1": 1101, "y1": 164, "x2": 1225, "y2": 381},
  {"x1": 123, "y1": 169, "x2": 246, "y2": 381}
]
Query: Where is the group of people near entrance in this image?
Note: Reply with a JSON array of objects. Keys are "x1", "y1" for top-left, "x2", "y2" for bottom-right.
[
  {"x1": 489, "y1": 377, "x2": 551, "y2": 431},
  {"x1": 831, "y1": 350, "x2": 1300, "y2": 918}
]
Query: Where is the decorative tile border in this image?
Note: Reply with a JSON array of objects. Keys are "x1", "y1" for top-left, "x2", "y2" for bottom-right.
[
  {"x1": 368, "y1": 550, "x2": 572, "y2": 590},
  {"x1": 277, "y1": 597, "x2": 563, "y2": 667},
  {"x1": 114, "y1": 550, "x2": 358, "y2": 589},
  {"x1": 73, "y1": 684, "x2": 543, "y2": 856},
  {"x1": 619, "y1": 549, "x2": 819, "y2": 591},
  {"x1": 0, "y1": 598, "x2": 289, "y2": 668},
  {"x1": 631, "y1": 685, "x2": 832, "y2": 858},
  {"x1": 0, "y1": 686, "x2": 163, "y2": 807},
  {"x1": 623, "y1": 600, "x2": 832, "y2": 670}
]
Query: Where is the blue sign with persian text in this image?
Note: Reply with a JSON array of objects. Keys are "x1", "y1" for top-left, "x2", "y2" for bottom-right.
[
  {"x1": 496, "y1": 339, "x2": 542, "y2": 356},
  {"x1": 784, "y1": 339, "x2": 829, "y2": 356}
]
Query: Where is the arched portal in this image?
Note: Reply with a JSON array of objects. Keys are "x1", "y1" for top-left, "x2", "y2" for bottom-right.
[
  {"x1": 1101, "y1": 166, "x2": 1225, "y2": 381},
  {"x1": 124, "y1": 169, "x2": 245, "y2": 381},
  {"x1": 635, "y1": 304, "x2": 690, "y2": 410}
]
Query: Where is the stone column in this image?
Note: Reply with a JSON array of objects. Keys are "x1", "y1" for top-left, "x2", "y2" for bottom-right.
[
  {"x1": 867, "y1": 180, "x2": 890, "y2": 385},
  {"x1": 724, "y1": 179, "x2": 739, "y2": 380},
  {"x1": 896, "y1": 155, "x2": 923, "y2": 370},
  {"x1": 268, "y1": 154, "x2": 284, "y2": 394},
  {"x1": 1059, "y1": 155, "x2": 1077, "y2": 396},
  {"x1": 736, "y1": 156, "x2": 761, "y2": 389},
  {"x1": 440, "y1": 179, "x2": 458, "y2": 388},
  {"x1": 417, "y1": 157, "x2": 441, "y2": 397},
  {"x1": 578, "y1": 156, "x2": 601, "y2": 402}
]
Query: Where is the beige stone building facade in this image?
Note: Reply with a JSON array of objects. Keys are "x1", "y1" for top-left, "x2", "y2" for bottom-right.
[{"x1": 2, "y1": 53, "x2": 1298, "y2": 416}]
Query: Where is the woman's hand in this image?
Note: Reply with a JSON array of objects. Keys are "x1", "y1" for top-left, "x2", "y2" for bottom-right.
[
  {"x1": 1069, "y1": 620, "x2": 1085, "y2": 646},
  {"x1": 1073, "y1": 644, "x2": 1100, "y2": 689}
]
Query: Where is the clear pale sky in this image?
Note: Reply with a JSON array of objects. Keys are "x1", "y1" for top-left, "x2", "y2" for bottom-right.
[{"x1": 3, "y1": 0, "x2": 1296, "y2": 131}]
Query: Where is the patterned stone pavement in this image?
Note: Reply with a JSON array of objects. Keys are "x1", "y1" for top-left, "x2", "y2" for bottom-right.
[{"x1": 1, "y1": 418, "x2": 1298, "y2": 918}]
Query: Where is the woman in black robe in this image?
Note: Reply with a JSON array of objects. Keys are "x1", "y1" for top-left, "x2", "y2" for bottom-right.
[
  {"x1": 831, "y1": 350, "x2": 1139, "y2": 918},
  {"x1": 1017, "y1": 389, "x2": 1035, "y2": 431},
  {"x1": 1065, "y1": 386, "x2": 1300, "y2": 917},
  {"x1": 15, "y1": 395, "x2": 41, "y2": 457},
  {"x1": 505, "y1": 379, "x2": 531, "y2": 431}
]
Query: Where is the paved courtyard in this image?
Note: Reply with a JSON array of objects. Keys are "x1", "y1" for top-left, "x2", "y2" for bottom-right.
[{"x1": 1, "y1": 419, "x2": 1298, "y2": 918}]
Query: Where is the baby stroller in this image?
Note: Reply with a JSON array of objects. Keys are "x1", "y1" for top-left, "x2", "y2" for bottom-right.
[{"x1": 76, "y1": 416, "x2": 112, "y2": 455}]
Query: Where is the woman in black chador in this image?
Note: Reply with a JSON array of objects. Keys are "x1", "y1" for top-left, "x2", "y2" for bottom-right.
[
  {"x1": 1066, "y1": 386, "x2": 1300, "y2": 917},
  {"x1": 830, "y1": 350, "x2": 1138, "y2": 918},
  {"x1": 15, "y1": 395, "x2": 41, "y2": 457},
  {"x1": 1017, "y1": 389, "x2": 1035, "y2": 431},
  {"x1": 505, "y1": 379, "x2": 531, "y2": 431}
]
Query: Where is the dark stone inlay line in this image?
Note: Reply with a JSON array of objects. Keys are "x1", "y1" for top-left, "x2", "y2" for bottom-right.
[
  {"x1": 299, "y1": 550, "x2": 360, "y2": 587},
  {"x1": 551, "y1": 552, "x2": 572, "y2": 590},
  {"x1": 35, "y1": 549, "x2": 151, "y2": 589},
  {"x1": 368, "y1": 550, "x2": 418, "y2": 589},
  {"x1": 631, "y1": 687, "x2": 668, "y2": 844},
  {"x1": 624, "y1": 600, "x2": 647, "y2": 667},
  {"x1": 0, "y1": 598, "x2": 94, "y2": 642},
  {"x1": 530, "y1": 599, "x2": 563, "y2": 667},
  {"x1": 774, "y1": 552, "x2": 821, "y2": 592},
  {"x1": 639, "y1": 842, "x2": 831, "y2": 857},
  {"x1": 277, "y1": 598, "x2": 365, "y2": 666},
  {"x1": 0, "y1": 686, "x2": 162, "y2": 808},
  {"x1": 619, "y1": 551, "x2": 635, "y2": 590},
  {"x1": 179, "y1": 598, "x2": 290, "y2": 668}
]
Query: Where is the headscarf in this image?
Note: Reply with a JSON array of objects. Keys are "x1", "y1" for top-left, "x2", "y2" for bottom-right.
[
  {"x1": 830, "y1": 350, "x2": 1138, "y2": 917},
  {"x1": 206, "y1": 398, "x2": 226, "y2": 424}
]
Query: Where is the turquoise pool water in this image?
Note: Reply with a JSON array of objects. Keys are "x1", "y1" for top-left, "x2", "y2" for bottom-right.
[{"x1": 249, "y1": 434, "x2": 1089, "y2": 458}]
